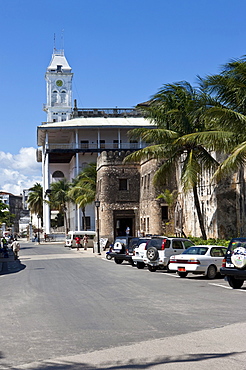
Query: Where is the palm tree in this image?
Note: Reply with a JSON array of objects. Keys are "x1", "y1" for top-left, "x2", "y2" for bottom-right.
[
  {"x1": 27, "y1": 183, "x2": 43, "y2": 218},
  {"x1": 49, "y1": 179, "x2": 71, "y2": 234},
  {"x1": 125, "y1": 82, "x2": 219, "y2": 240},
  {"x1": 199, "y1": 57, "x2": 246, "y2": 181},
  {"x1": 68, "y1": 163, "x2": 97, "y2": 230}
]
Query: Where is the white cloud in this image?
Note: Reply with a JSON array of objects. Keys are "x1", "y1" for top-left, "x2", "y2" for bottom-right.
[{"x1": 0, "y1": 147, "x2": 42, "y2": 195}]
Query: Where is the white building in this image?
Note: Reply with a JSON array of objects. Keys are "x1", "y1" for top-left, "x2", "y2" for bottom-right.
[{"x1": 37, "y1": 48, "x2": 154, "y2": 234}]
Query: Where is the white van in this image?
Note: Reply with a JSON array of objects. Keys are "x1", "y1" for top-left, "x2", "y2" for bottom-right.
[{"x1": 65, "y1": 231, "x2": 96, "y2": 248}]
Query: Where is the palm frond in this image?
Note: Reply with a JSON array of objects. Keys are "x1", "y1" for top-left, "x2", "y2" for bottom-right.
[{"x1": 213, "y1": 140, "x2": 246, "y2": 181}]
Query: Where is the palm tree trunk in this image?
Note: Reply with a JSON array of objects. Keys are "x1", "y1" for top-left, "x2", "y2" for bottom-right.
[
  {"x1": 193, "y1": 185, "x2": 207, "y2": 240},
  {"x1": 82, "y1": 207, "x2": 87, "y2": 231},
  {"x1": 64, "y1": 210, "x2": 69, "y2": 234}
]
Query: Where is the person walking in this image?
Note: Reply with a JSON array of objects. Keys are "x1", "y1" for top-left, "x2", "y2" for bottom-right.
[
  {"x1": 83, "y1": 234, "x2": 88, "y2": 250},
  {"x1": 75, "y1": 236, "x2": 81, "y2": 250},
  {"x1": 11, "y1": 240, "x2": 20, "y2": 260}
]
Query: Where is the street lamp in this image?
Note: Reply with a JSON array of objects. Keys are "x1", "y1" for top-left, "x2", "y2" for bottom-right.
[
  {"x1": 37, "y1": 215, "x2": 41, "y2": 244},
  {"x1": 94, "y1": 200, "x2": 101, "y2": 255}
]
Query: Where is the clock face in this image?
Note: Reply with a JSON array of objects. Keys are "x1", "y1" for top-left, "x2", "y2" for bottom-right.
[{"x1": 56, "y1": 80, "x2": 63, "y2": 87}]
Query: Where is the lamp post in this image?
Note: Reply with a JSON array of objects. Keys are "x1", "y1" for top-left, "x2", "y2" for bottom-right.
[
  {"x1": 37, "y1": 215, "x2": 41, "y2": 244},
  {"x1": 94, "y1": 200, "x2": 101, "y2": 255}
]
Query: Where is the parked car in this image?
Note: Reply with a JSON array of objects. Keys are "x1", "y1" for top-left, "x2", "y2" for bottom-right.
[
  {"x1": 107, "y1": 236, "x2": 136, "y2": 264},
  {"x1": 220, "y1": 237, "x2": 246, "y2": 289},
  {"x1": 169, "y1": 245, "x2": 227, "y2": 279},
  {"x1": 131, "y1": 237, "x2": 152, "y2": 269},
  {"x1": 143, "y1": 236, "x2": 194, "y2": 272}
]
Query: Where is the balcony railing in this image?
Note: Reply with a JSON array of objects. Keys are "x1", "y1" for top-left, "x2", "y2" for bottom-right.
[
  {"x1": 71, "y1": 107, "x2": 143, "y2": 118},
  {"x1": 47, "y1": 142, "x2": 145, "y2": 151}
]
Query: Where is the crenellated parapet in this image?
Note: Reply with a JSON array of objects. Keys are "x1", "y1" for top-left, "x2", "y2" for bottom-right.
[{"x1": 97, "y1": 150, "x2": 136, "y2": 169}]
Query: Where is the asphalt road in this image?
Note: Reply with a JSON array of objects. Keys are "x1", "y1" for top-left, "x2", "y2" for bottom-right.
[{"x1": 1, "y1": 240, "x2": 246, "y2": 369}]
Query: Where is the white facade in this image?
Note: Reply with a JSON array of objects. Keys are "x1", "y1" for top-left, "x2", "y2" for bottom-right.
[{"x1": 44, "y1": 49, "x2": 73, "y2": 123}]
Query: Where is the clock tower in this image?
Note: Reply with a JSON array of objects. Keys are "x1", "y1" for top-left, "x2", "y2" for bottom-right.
[{"x1": 44, "y1": 48, "x2": 73, "y2": 123}]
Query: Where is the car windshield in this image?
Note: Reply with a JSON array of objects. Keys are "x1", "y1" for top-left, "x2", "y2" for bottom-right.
[{"x1": 182, "y1": 247, "x2": 208, "y2": 255}]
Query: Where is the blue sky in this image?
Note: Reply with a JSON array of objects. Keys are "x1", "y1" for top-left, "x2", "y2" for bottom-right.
[{"x1": 0, "y1": 0, "x2": 246, "y2": 194}]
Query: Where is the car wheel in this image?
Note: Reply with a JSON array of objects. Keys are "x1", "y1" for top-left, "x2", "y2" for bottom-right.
[
  {"x1": 147, "y1": 265, "x2": 157, "y2": 272},
  {"x1": 136, "y1": 262, "x2": 145, "y2": 269},
  {"x1": 114, "y1": 258, "x2": 123, "y2": 264},
  {"x1": 227, "y1": 276, "x2": 244, "y2": 289},
  {"x1": 129, "y1": 259, "x2": 134, "y2": 266},
  {"x1": 146, "y1": 247, "x2": 159, "y2": 261},
  {"x1": 206, "y1": 265, "x2": 217, "y2": 279},
  {"x1": 178, "y1": 271, "x2": 188, "y2": 278},
  {"x1": 106, "y1": 254, "x2": 112, "y2": 260}
]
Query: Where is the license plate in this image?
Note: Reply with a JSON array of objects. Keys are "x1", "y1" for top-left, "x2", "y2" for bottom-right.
[{"x1": 178, "y1": 267, "x2": 186, "y2": 272}]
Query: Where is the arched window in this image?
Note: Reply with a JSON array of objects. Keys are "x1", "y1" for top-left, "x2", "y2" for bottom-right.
[
  {"x1": 51, "y1": 90, "x2": 58, "y2": 105},
  {"x1": 61, "y1": 90, "x2": 67, "y2": 103},
  {"x1": 52, "y1": 171, "x2": 64, "y2": 179}
]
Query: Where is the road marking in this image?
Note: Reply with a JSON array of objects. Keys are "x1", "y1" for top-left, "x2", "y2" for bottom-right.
[
  {"x1": 209, "y1": 283, "x2": 232, "y2": 289},
  {"x1": 209, "y1": 282, "x2": 246, "y2": 291}
]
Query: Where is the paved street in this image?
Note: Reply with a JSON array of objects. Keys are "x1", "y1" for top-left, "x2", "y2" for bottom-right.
[{"x1": 1, "y1": 240, "x2": 246, "y2": 369}]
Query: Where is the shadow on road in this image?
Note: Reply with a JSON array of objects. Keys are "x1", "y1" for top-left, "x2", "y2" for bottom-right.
[
  {"x1": 3, "y1": 351, "x2": 244, "y2": 369},
  {"x1": 0, "y1": 263, "x2": 26, "y2": 276}
]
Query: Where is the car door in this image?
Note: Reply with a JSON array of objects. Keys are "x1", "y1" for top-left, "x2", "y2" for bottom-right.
[{"x1": 168, "y1": 240, "x2": 184, "y2": 259}]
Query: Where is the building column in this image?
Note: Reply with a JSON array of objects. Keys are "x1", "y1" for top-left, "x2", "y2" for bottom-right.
[
  {"x1": 75, "y1": 129, "x2": 81, "y2": 230},
  {"x1": 118, "y1": 129, "x2": 121, "y2": 149},
  {"x1": 97, "y1": 129, "x2": 101, "y2": 153},
  {"x1": 43, "y1": 132, "x2": 51, "y2": 234}
]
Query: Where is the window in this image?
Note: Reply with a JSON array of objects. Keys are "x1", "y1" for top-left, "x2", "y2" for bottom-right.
[
  {"x1": 52, "y1": 171, "x2": 64, "y2": 179},
  {"x1": 97, "y1": 140, "x2": 105, "y2": 149},
  {"x1": 61, "y1": 90, "x2": 66, "y2": 103},
  {"x1": 130, "y1": 140, "x2": 138, "y2": 149},
  {"x1": 82, "y1": 217, "x2": 91, "y2": 230},
  {"x1": 172, "y1": 241, "x2": 183, "y2": 249},
  {"x1": 113, "y1": 140, "x2": 121, "y2": 149},
  {"x1": 161, "y1": 206, "x2": 168, "y2": 220},
  {"x1": 119, "y1": 179, "x2": 128, "y2": 191},
  {"x1": 81, "y1": 140, "x2": 89, "y2": 149},
  {"x1": 183, "y1": 240, "x2": 194, "y2": 249}
]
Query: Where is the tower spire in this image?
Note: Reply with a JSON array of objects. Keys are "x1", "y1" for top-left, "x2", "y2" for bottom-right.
[{"x1": 53, "y1": 33, "x2": 56, "y2": 52}]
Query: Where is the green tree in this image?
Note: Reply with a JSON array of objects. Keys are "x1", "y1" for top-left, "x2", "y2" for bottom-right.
[
  {"x1": 49, "y1": 179, "x2": 71, "y2": 234},
  {"x1": 199, "y1": 57, "x2": 246, "y2": 181},
  {"x1": 0, "y1": 201, "x2": 16, "y2": 227},
  {"x1": 125, "y1": 82, "x2": 219, "y2": 240},
  {"x1": 27, "y1": 183, "x2": 43, "y2": 218},
  {"x1": 68, "y1": 163, "x2": 97, "y2": 230}
]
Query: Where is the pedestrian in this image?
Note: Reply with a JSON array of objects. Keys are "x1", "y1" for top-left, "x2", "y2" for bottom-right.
[
  {"x1": 75, "y1": 236, "x2": 81, "y2": 250},
  {"x1": 2, "y1": 237, "x2": 8, "y2": 248},
  {"x1": 11, "y1": 240, "x2": 20, "y2": 260},
  {"x1": 126, "y1": 226, "x2": 130, "y2": 235},
  {"x1": 83, "y1": 234, "x2": 88, "y2": 250}
]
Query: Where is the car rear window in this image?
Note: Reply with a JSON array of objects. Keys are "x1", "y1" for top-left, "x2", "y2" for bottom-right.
[
  {"x1": 230, "y1": 240, "x2": 246, "y2": 252},
  {"x1": 147, "y1": 239, "x2": 170, "y2": 249},
  {"x1": 183, "y1": 247, "x2": 208, "y2": 255}
]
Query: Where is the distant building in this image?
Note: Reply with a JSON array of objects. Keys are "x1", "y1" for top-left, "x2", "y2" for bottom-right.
[{"x1": 0, "y1": 192, "x2": 23, "y2": 233}]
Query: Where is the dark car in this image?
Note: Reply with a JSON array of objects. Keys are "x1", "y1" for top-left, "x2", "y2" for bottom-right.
[
  {"x1": 220, "y1": 237, "x2": 246, "y2": 289},
  {"x1": 108, "y1": 236, "x2": 144, "y2": 265}
]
